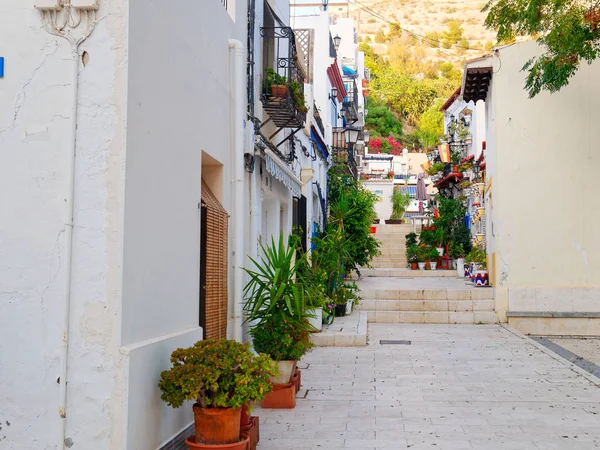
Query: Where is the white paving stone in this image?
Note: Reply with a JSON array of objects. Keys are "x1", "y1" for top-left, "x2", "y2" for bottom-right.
[{"x1": 255, "y1": 324, "x2": 600, "y2": 449}]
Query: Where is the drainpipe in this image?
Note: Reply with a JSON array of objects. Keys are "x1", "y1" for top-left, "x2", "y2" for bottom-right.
[
  {"x1": 35, "y1": 7, "x2": 97, "y2": 449},
  {"x1": 229, "y1": 39, "x2": 246, "y2": 343}
]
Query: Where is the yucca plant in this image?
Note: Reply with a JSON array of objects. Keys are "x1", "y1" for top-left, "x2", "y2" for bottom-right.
[
  {"x1": 390, "y1": 189, "x2": 411, "y2": 220},
  {"x1": 243, "y1": 234, "x2": 309, "y2": 326}
]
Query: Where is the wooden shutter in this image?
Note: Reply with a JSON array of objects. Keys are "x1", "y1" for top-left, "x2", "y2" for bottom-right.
[{"x1": 200, "y1": 181, "x2": 228, "y2": 340}]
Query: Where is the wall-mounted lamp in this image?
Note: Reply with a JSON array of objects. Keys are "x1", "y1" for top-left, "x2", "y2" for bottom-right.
[
  {"x1": 329, "y1": 86, "x2": 338, "y2": 100},
  {"x1": 333, "y1": 35, "x2": 342, "y2": 51},
  {"x1": 345, "y1": 127, "x2": 360, "y2": 145},
  {"x1": 364, "y1": 131, "x2": 370, "y2": 143}
]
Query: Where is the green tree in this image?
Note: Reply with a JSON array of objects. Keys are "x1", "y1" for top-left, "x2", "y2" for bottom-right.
[
  {"x1": 387, "y1": 22, "x2": 403, "y2": 41},
  {"x1": 439, "y1": 62, "x2": 462, "y2": 82},
  {"x1": 483, "y1": 0, "x2": 600, "y2": 97},
  {"x1": 442, "y1": 20, "x2": 464, "y2": 49},
  {"x1": 364, "y1": 35, "x2": 372, "y2": 42},
  {"x1": 484, "y1": 40, "x2": 494, "y2": 51},
  {"x1": 375, "y1": 28, "x2": 387, "y2": 43},
  {"x1": 416, "y1": 99, "x2": 444, "y2": 149},
  {"x1": 425, "y1": 31, "x2": 441, "y2": 48},
  {"x1": 365, "y1": 100, "x2": 403, "y2": 137}
]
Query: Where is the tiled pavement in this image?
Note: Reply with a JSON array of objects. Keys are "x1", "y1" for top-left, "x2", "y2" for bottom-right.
[{"x1": 254, "y1": 324, "x2": 600, "y2": 450}]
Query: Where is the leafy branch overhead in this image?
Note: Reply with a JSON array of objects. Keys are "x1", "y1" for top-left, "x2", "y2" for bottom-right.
[{"x1": 483, "y1": 0, "x2": 600, "y2": 97}]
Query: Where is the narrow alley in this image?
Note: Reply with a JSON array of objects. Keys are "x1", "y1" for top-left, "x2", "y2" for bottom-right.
[{"x1": 256, "y1": 323, "x2": 600, "y2": 450}]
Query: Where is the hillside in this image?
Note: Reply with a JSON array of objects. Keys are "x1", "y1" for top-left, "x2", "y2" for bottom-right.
[{"x1": 331, "y1": 0, "x2": 496, "y2": 64}]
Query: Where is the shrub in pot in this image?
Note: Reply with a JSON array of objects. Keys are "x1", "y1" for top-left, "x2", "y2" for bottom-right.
[
  {"x1": 244, "y1": 235, "x2": 313, "y2": 383},
  {"x1": 251, "y1": 317, "x2": 313, "y2": 384},
  {"x1": 386, "y1": 190, "x2": 411, "y2": 224},
  {"x1": 449, "y1": 243, "x2": 465, "y2": 278},
  {"x1": 158, "y1": 339, "x2": 277, "y2": 449},
  {"x1": 429, "y1": 246, "x2": 440, "y2": 270}
]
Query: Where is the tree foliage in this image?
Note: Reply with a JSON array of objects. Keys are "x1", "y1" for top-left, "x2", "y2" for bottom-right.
[
  {"x1": 483, "y1": 0, "x2": 600, "y2": 97},
  {"x1": 416, "y1": 99, "x2": 444, "y2": 150},
  {"x1": 442, "y1": 21, "x2": 464, "y2": 48},
  {"x1": 375, "y1": 28, "x2": 387, "y2": 43}
]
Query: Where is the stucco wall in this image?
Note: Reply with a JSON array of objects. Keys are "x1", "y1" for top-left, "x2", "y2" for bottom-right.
[
  {"x1": 489, "y1": 41, "x2": 600, "y2": 318},
  {"x1": 121, "y1": 0, "x2": 243, "y2": 447},
  {"x1": 364, "y1": 181, "x2": 394, "y2": 221},
  {"x1": 0, "y1": 1, "x2": 129, "y2": 448}
]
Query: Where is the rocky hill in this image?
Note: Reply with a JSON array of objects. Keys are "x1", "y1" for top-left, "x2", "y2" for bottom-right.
[{"x1": 331, "y1": 0, "x2": 497, "y2": 64}]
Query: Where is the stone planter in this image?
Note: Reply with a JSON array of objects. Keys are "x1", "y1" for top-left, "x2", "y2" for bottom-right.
[
  {"x1": 456, "y1": 258, "x2": 465, "y2": 278},
  {"x1": 306, "y1": 307, "x2": 323, "y2": 332},
  {"x1": 272, "y1": 361, "x2": 296, "y2": 384},
  {"x1": 475, "y1": 270, "x2": 489, "y2": 286}
]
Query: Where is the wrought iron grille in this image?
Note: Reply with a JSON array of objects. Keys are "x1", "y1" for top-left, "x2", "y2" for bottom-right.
[
  {"x1": 260, "y1": 27, "x2": 307, "y2": 129},
  {"x1": 343, "y1": 78, "x2": 359, "y2": 122}
]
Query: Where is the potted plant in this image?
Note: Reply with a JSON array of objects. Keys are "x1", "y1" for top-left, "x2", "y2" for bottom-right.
[
  {"x1": 417, "y1": 245, "x2": 430, "y2": 270},
  {"x1": 429, "y1": 246, "x2": 440, "y2": 270},
  {"x1": 407, "y1": 244, "x2": 419, "y2": 270},
  {"x1": 290, "y1": 81, "x2": 308, "y2": 113},
  {"x1": 264, "y1": 68, "x2": 288, "y2": 96},
  {"x1": 386, "y1": 190, "x2": 411, "y2": 224},
  {"x1": 158, "y1": 340, "x2": 276, "y2": 449},
  {"x1": 243, "y1": 235, "x2": 313, "y2": 384},
  {"x1": 432, "y1": 227, "x2": 446, "y2": 257},
  {"x1": 449, "y1": 243, "x2": 465, "y2": 277}
]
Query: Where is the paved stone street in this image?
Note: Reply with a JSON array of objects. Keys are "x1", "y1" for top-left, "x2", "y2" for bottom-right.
[{"x1": 255, "y1": 324, "x2": 600, "y2": 450}]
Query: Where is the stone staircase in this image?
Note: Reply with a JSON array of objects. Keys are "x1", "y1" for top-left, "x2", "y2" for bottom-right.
[
  {"x1": 369, "y1": 223, "x2": 414, "y2": 269},
  {"x1": 355, "y1": 276, "x2": 498, "y2": 324}
]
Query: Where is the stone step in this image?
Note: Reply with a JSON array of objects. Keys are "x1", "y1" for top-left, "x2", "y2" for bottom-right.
[
  {"x1": 356, "y1": 298, "x2": 495, "y2": 313},
  {"x1": 358, "y1": 269, "x2": 458, "y2": 278},
  {"x1": 358, "y1": 288, "x2": 495, "y2": 301},
  {"x1": 365, "y1": 310, "x2": 498, "y2": 324},
  {"x1": 373, "y1": 224, "x2": 414, "y2": 234},
  {"x1": 369, "y1": 262, "x2": 409, "y2": 269},
  {"x1": 371, "y1": 257, "x2": 407, "y2": 263}
]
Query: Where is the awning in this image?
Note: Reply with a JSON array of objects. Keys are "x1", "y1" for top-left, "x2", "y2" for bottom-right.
[
  {"x1": 342, "y1": 66, "x2": 358, "y2": 78},
  {"x1": 264, "y1": 148, "x2": 302, "y2": 197},
  {"x1": 311, "y1": 127, "x2": 329, "y2": 160}
]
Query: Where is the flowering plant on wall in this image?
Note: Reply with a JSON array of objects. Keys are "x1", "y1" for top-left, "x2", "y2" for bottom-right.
[{"x1": 369, "y1": 136, "x2": 404, "y2": 155}]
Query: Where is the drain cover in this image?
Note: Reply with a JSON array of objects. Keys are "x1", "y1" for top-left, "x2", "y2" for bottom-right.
[{"x1": 380, "y1": 340, "x2": 411, "y2": 345}]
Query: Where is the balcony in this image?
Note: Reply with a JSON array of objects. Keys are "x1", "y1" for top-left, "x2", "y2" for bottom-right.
[
  {"x1": 313, "y1": 102, "x2": 325, "y2": 138},
  {"x1": 332, "y1": 127, "x2": 358, "y2": 180},
  {"x1": 343, "y1": 78, "x2": 359, "y2": 123},
  {"x1": 260, "y1": 27, "x2": 307, "y2": 135}
]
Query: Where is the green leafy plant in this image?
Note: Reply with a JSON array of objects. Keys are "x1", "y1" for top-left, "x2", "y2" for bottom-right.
[
  {"x1": 290, "y1": 81, "x2": 308, "y2": 113},
  {"x1": 158, "y1": 339, "x2": 277, "y2": 409},
  {"x1": 264, "y1": 68, "x2": 287, "y2": 90},
  {"x1": 405, "y1": 232, "x2": 418, "y2": 249},
  {"x1": 465, "y1": 247, "x2": 487, "y2": 268},
  {"x1": 484, "y1": 0, "x2": 600, "y2": 97},
  {"x1": 417, "y1": 245, "x2": 433, "y2": 262},
  {"x1": 390, "y1": 189, "x2": 411, "y2": 220},
  {"x1": 243, "y1": 234, "x2": 309, "y2": 325},
  {"x1": 250, "y1": 317, "x2": 314, "y2": 361},
  {"x1": 426, "y1": 162, "x2": 446, "y2": 176},
  {"x1": 407, "y1": 244, "x2": 419, "y2": 264},
  {"x1": 448, "y1": 242, "x2": 465, "y2": 259},
  {"x1": 419, "y1": 228, "x2": 436, "y2": 246},
  {"x1": 429, "y1": 246, "x2": 441, "y2": 262}
]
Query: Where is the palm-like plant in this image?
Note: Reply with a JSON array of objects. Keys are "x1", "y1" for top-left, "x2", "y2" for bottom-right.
[
  {"x1": 390, "y1": 189, "x2": 411, "y2": 220},
  {"x1": 243, "y1": 234, "x2": 308, "y2": 326}
]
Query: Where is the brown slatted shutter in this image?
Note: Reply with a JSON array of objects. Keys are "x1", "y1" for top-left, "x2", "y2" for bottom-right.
[{"x1": 200, "y1": 181, "x2": 228, "y2": 340}]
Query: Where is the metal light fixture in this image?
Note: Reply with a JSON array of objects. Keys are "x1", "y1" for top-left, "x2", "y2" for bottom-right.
[
  {"x1": 473, "y1": 160, "x2": 480, "y2": 179},
  {"x1": 340, "y1": 109, "x2": 346, "y2": 119},
  {"x1": 345, "y1": 127, "x2": 360, "y2": 144},
  {"x1": 333, "y1": 35, "x2": 342, "y2": 51},
  {"x1": 364, "y1": 131, "x2": 370, "y2": 143},
  {"x1": 329, "y1": 86, "x2": 338, "y2": 100},
  {"x1": 322, "y1": 0, "x2": 329, "y2": 10}
]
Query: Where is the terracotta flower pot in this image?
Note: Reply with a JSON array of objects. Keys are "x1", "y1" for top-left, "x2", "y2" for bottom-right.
[
  {"x1": 240, "y1": 404, "x2": 251, "y2": 428},
  {"x1": 185, "y1": 434, "x2": 249, "y2": 450},
  {"x1": 241, "y1": 417, "x2": 259, "y2": 450},
  {"x1": 261, "y1": 382, "x2": 296, "y2": 409},
  {"x1": 193, "y1": 405, "x2": 241, "y2": 445},
  {"x1": 271, "y1": 84, "x2": 287, "y2": 96},
  {"x1": 411, "y1": 262, "x2": 418, "y2": 270},
  {"x1": 290, "y1": 370, "x2": 300, "y2": 393}
]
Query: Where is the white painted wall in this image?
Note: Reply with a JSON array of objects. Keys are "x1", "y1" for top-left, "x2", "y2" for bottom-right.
[
  {"x1": 483, "y1": 41, "x2": 600, "y2": 321},
  {"x1": 364, "y1": 181, "x2": 395, "y2": 221},
  {"x1": 0, "y1": 0, "x2": 246, "y2": 448}
]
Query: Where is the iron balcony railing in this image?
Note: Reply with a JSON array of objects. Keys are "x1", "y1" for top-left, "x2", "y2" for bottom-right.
[
  {"x1": 343, "y1": 78, "x2": 359, "y2": 122},
  {"x1": 260, "y1": 27, "x2": 307, "y2": 130},
  {"x1": 313, "y1": 102, "x2": 326, "y2": 138}
]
